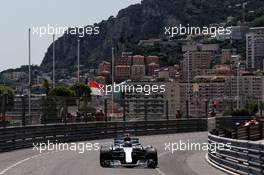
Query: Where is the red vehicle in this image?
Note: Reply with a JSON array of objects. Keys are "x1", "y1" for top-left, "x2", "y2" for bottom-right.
[{"x1": 244, "y1": 119, "x2": 259, "y2": 127}]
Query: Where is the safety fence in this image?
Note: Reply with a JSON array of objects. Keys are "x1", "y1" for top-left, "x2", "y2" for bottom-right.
[
  {"x1": 0, "y1": 96, "x2": 197, "y2": 127},
  {"x1": 0, "y1": 118, "x2": 207, "y2": 152},
  {"x1": 208, "y1": 121, "x2": 264, "y2": 175}
]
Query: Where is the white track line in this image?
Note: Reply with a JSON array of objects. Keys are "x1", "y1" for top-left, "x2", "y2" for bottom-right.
[
  {"x1": 0, "y1": 140, "x2": 110, "y2": 175},
  {"x1": 156, "y1": 167, "x2": 165, "y2": 175},
  {"x1": 0, "y1": 134, "x2": 194, "y2": 175},
  {"x1": 155, "y1": 151, "x2": 170, "y2": 175},
  {"x1": 0, "y1": 151, "x2": 53, "y2": 175},
  {"x1": 205, "y1": 154, "x2": 239, "y2": 175}
]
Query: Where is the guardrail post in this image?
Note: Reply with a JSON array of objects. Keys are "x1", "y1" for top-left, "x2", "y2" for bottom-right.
[
  {"x1": 247, "y1": 126, "x2": 250, "y2": 140},
  {"x1": 104, "y1": 99, "x2": 107, "y2": 122},
  {"x1": 63, "y1": 98, "x2": 67, "y2": 125},
  {"x1": 144, "y1": 100, "x2": 147, "y2": 121},
  {"x1": 166, "y1": 101, "x2": 170, "y2": 132},
  {"x1": 123, "y1": 100, "x2": 126, "y2": 122},
  {"x1": 205, "y1": 100, "x2": 209, "y2": 119},
  {"x1": 261, "y1": 121, "x2": 263, "y2": 139},
  {"x1": 166, "y1": 100, "x2": 169, "y2": 120},
  {"x1": 234, "y1": 125, "x2": 238, "y2": 139},
  {"x1": 41, "y1": 97, "x2": 45, "y2": 125},
  {"x1": 22, "y1": 96, "x2": 26, "y2": 126},
  {"x1": 186, "y1": 100, "x2": 189, "y2": 119}
]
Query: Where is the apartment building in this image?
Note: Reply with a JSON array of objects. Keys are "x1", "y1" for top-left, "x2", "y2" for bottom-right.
[
  {"x1": 114, "y1": 65, "x2": 131, "y2": 82},
  {"x1": 180, "y1": 74, "x2": 264, "y2": 117},
  {"x1": 246, "y1": 27, "x2": 264, "y2": 70},
  {"x1": 181, "y1": 44, "x2": 219, "y2": 80},
  {"x1": 98, "y1": 61, "x2": 111, "y2": 74},
  {"x1": 180, "y1": 76, "x2": 227, "y2": 117},
  {"x1": 124, "y1": 80, "x2": 180, "y2": 120}
]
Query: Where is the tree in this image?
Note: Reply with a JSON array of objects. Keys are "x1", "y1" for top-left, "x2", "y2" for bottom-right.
[
  {"x1": 0, "y1": 85, "x2": 14, "y2": 112},
  {"x1": 244, "y1": 100, "x2": 258, "y2": 115},
  {"x1": 0, "y1": 85, "x2": 14, "y2": 126},
  {"x1": 254, "y1": 16, "x2": 264, "y2": 27},
  {"x1": 41, "y1": 97, "x2": 58, "y2": 124},
  {"x1": 42, "y1": 79, "x2": 50, "y2": 95},
  {"x1": 0, "y1": 85, "x2": 14, "y2": 96},
  {"x1": 223, "y1": 100, "x2": 259, "y2": 116},
  {"x1": 69, "y1": 83, "x2": 92, "y2": 110},
  {"x1": 45, "y1": 86, "x2": 76, "y2": 123},
  {"x1": 48, "y1": 86, "x2": 75, "y2": 97},
  {"x1": 69, "y1": 83, "x2": 91, "y2": 97}
]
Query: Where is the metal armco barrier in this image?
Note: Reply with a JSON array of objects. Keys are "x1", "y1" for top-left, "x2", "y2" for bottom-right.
[
  {"x1": 0, "y1": 119, "x2": 207, "y2": 152},
  {"x1": 208, "y1": 131, "x2": 264, "y2": 175}
]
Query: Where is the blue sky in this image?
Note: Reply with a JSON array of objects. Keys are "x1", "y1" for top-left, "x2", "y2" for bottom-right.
[{"x1": 0, "y1": 0, "x2": 142, "y2": 72}]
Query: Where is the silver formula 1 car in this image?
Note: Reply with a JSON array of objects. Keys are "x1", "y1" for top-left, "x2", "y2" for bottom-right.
[{"x1": 100, "y1": 135, "x2": 158, "y2": 168}]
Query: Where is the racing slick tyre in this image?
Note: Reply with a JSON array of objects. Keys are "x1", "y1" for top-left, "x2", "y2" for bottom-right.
[
  {"x1": 100, "y1": 149, "x2": 111, "y2": 167},
  {"x1": 146, "y1": 148, "x2": 158, "y2": 168}
]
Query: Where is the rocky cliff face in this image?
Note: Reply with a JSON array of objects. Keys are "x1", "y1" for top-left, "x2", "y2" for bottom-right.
[{"x1": 40, "y1": 0, "x2": 260, "y2": 72}]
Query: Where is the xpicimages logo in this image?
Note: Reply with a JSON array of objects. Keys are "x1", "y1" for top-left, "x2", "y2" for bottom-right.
[
  {"x1": 33, "y1": 141, "x2": 100, "y2": 154},
  {"x1": 165, "y1": 24, "x2": 232, "y2": 38},
  {"x1": 164, "y1": 140, "x2": 231, "y2": 154},
  {"x1": 99, "y1": 83, "x2": 166, "y2": 96},
  {"x1": 32, "y1": 24, "x2": 100, "y2": 37}
]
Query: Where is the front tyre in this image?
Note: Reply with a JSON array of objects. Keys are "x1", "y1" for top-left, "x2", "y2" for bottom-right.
[
  {"x1": 146, "y1": 149, "x2": 158, "y2": 168},
  {"x1": 100, "y1": 150, "x2": 110, "y2": 167}
]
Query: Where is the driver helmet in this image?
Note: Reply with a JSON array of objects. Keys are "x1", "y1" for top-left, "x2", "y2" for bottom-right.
[{"x1": 124, "y1": 141, "x2": 132, "y2": 147}]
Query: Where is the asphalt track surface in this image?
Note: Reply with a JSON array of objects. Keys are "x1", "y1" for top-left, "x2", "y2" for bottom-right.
[{"x1": 0, "y1": 132, "x2": 226, "y2": 175}]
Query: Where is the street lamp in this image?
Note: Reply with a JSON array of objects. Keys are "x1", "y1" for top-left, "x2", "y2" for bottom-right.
[
  {"x1": 111, "y1": 47, "x2": 115, "y2": 120},
  {"x1": 187, "y1": 50, "x2": 190, "y2": 118},
  {"x1": 193, "y1": 83, "x2": 199, "y2": 117},
  {"x1": 52, "y1": 34, "x2": 56, "y2": 88},
  {"x1": 28, "y1": 28, "x2": 31, "y2": 120}
]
